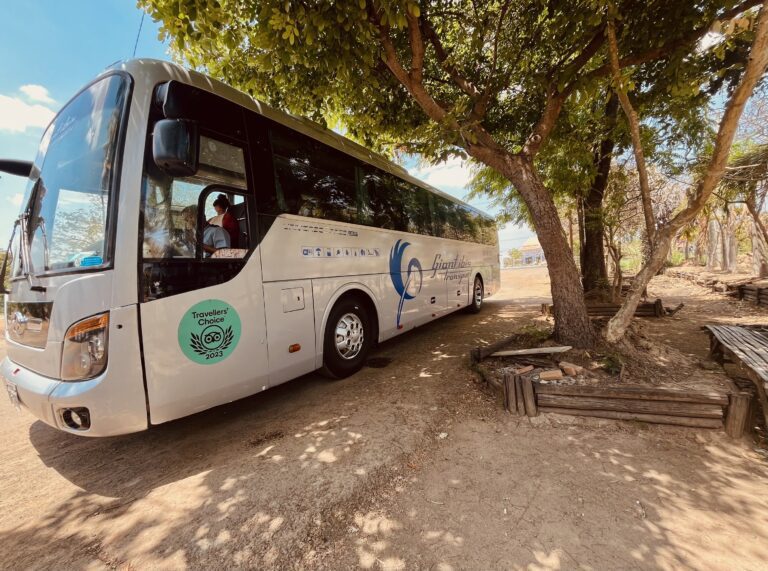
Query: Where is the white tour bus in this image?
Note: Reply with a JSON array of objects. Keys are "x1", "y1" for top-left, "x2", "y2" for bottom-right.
[{"x1": 0, "y1": 59, "x2": 499, "y2": 437}]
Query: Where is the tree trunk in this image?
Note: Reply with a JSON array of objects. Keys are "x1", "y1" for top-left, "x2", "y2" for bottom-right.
[
  {"x1": 497, "y1": 154, "x2": 595, "y2": 347},
  {"x1": 751, "y1": 220, "x2": 768, "y2": 277},
  {"x1": 581, "y1": 93, "x2": 618, "y2": 292},
  {"x1": 707, "y1": 218, "x2": 721, "y2": 269},
  {"x1": 720, "y1": 218, "x2": 729, "y2": 271}
]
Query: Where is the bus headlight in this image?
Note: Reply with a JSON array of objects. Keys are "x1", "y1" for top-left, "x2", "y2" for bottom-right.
[{"x1": 61, "y1": 313, "x2": 109, "y2": 381}]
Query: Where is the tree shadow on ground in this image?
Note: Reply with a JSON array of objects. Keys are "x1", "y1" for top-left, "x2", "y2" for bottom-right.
[{"x1": 1, "y1": 299, "x2": 535, "y2": 569}]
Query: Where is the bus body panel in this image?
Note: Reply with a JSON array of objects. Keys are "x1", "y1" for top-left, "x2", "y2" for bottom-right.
[
  {"x1": 6, "y1": 273, "x2": 113, "y2": 379},
  {"x1": 139, "y1": 252, "x2": 270, "y2": 425},
  {"x1": 1, "y1": 304, "x2": 148, "y2": 436}
]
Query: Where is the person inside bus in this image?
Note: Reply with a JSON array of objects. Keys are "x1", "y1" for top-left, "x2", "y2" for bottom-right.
[
  {"x1": 178, "y1": 204, "x2": 230, "y2": 257},
  {"x1": 208, "y1": 194, "x2": 239, "y2": 248}
]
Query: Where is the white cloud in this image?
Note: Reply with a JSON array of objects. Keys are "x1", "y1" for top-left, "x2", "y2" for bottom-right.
[
  {"x1": 0, "y1": 93, "x2": 55, "y2": 133},
  {"x1": 9, "y1": 193, "x2": 23, "y2": 206},
  {"x1": 409, "y1": 157, "x2": 473, "y2": 190},
  {"x1": 20, "y1": 84, "x2": 55, "y2": 105}
]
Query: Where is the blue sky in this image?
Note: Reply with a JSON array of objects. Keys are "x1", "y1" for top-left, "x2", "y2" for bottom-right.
[{"x1": 0, "y1": 1, "x2": 532, "y2": 254}]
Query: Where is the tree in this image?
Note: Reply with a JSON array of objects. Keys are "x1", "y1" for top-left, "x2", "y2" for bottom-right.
[
  {"x1": 604, "y1": 2, "x2": 768, "y2": 341},
  {"x1": 142, "y1": 0, "x2": 766, "y2": 346},
  {"x1": 505, "y1": 248, "x2": 523, "y2": 267}
]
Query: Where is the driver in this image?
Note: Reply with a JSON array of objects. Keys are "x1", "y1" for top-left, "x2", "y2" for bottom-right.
[{"x1": 178, "y1": 205, "x2": 230, "y2": 256}]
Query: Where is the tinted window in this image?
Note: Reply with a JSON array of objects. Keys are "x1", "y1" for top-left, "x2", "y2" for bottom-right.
[
  {"x1": 359, "y1": 168, "x2": 408, "y2": 231},
  {"x1": 400, "y1": 180, "x2": 432, "y2": 235},
  {"x1": 270, "y1": 126, "x2": 358, "y2": 223}
]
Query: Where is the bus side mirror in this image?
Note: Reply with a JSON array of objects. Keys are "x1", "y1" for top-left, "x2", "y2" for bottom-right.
[{"x1": 152, "y1": 119, "x2": 199, "y2": 177}]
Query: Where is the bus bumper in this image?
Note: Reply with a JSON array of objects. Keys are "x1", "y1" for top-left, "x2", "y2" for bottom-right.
[{"x1": 1, "y1": 356, "x2": 148, "y2": 437}]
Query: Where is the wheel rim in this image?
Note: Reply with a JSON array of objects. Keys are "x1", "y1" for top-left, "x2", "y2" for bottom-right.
[
  {"x1": 335, "y1": 312, "x2": 365, "y2": 360},
  {"x1": 474, "y1": 279, "x2": 483, "y2": 306}
]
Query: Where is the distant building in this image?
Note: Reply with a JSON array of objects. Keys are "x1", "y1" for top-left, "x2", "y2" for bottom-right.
[{"x1": 520, "y1": 236, "x2": 545, "y2": 265}]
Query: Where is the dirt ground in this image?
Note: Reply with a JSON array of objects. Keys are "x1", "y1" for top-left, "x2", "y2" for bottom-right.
[{"x1": 1, "y1": 267, "x2": 768, "y2": 570}]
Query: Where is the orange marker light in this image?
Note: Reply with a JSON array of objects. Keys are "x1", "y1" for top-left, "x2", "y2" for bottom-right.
[{"x1": 288, "y1": 344, "x2": 301, "y2": 353}]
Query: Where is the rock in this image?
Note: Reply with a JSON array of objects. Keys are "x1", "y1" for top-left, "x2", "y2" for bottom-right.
[
  {"x1": 514, "y1": 365, "x2": 534, "y2": 374},
  {"x1": 539, "y1": 369, "x2": 564, "y2": 381},
  {"x1": 699, "y1": 360, "x2": 721, "y2": 371},
  {"x1": 558, "y1": 361, "x2": 584, "y2": 376}
]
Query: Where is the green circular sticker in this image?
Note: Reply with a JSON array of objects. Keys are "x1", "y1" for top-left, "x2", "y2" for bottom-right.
[{"x1": 178, "y1": 299, "x2": 241, "y2": 364}]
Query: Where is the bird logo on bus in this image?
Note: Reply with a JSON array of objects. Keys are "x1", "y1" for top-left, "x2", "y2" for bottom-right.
[{"x1": 389, "y1": 240, "x2": 423, "y2": 328}]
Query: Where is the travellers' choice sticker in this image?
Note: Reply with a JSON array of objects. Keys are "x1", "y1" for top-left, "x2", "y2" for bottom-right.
[{"x1": 178, "y1": 299, "x2": 241, "y2": 364}]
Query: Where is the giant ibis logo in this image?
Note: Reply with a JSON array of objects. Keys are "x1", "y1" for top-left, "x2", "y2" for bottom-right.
[{"x1": 389, "y1": 240, "x2": 423, "y2": 327}]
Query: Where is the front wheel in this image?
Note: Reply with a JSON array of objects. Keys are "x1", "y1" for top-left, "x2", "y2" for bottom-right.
[
  {"x1": 468, "y1": 276, "x2": 484, "y2": 313},
  {"x1": 321, "y1": 297, "x2": 372, "y2": 378}
]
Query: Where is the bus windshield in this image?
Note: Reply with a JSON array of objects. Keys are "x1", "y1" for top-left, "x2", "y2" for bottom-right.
[{"x1": 21, "y1": 74, "x2": 129, "y2": 275}]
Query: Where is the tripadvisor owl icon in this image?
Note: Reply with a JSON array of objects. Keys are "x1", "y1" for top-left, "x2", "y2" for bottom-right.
[{"x1": 178, "y1": 299, "x2": 242, "y2": 364}]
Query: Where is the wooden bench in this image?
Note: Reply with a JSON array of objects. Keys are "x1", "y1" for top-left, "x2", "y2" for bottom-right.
[
  {"x1": 704, "y1": 324, "x2": 768, "y2": 430},
  {"x1": 541, "y1": 299, "x2": 665, "y2": 318}
]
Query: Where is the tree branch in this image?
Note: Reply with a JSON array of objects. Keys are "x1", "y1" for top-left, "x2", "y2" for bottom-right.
[
  {"x1": 471, "y1": 0, "x2": 512, "y2": 119},
  {"x1": 406, "y1": 13, "x2": 425, "y2": 83},
  {"x1": 421, "y1": 17, "x2": 482, "y2": 99},
  {"x1": 584, "y1": 0, "x2": 763, "y2": 82},
  {"x1": 606, "y1": 19, "x2": 656, "y2": 245},
  {"x1": 522, "y1": 89, "x2": 566, "y2": 157}
]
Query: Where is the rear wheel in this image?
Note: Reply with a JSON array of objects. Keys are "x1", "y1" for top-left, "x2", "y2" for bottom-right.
[
  {"x1": 321, "y1": 297, "x2": 372, "y2": 378},
  {"x1": 468, "y1": 275, "x2": 484, "y2": 313}
]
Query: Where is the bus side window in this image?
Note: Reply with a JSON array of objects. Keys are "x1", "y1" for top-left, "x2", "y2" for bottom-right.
[
  {"x1": 270, "y1": 125, "x2": 359, "y2": 223},
  {"x1": 358, "y1": 167, "x2": 407, "y2": 231},
  {"x1": 142, "y1": 136, "x2": 248, "y2": 259},
  {"x1": 401, "y1": 181, "x2": 432, "y2": 236}
]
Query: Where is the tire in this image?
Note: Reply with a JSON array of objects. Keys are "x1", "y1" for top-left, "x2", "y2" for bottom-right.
[
  {"x1": 321, "y1": 297, "x2": 372, "y2": 379},
  {"x1": 468, "y1": 275, "x2": 484, "y2": 313}
]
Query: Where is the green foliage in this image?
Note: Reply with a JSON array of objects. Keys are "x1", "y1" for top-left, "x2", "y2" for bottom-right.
[
  {"x1": 140, "y1": 0, "x2": 752, "y2": 165},
  {"x1": 504, "y1": 247, "x2": 523, "y2": 266},
  {"x1": 601, "y1": 351, "x2": 624, "y2": 375}
]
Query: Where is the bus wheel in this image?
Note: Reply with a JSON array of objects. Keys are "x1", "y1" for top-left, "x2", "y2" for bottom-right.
[
  {"x1": 468, "y1": 275, "x2": 484, "y2": 313},
  {"x1": 321, "y1": 297, "x2": 372, "y2": 378}
]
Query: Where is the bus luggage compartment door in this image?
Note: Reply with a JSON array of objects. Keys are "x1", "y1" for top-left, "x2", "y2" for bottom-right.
[{"x1": 262, "y1": 280, "x2": 316, "y2": 386}]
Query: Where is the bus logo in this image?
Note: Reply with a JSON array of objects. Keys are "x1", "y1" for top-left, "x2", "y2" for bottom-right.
[{"x1": 389, "y1": 240, "x2": 423, "y2": 327}]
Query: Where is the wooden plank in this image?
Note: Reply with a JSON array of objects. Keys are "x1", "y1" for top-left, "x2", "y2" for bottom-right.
[
  {"x1": 522, "y1": 375, "x2": 538, "y2": 417},
  {"x1": 533, "y1": 383, "x2": 729, "y2": 405},
  {"x1": 503, "y1": 373, "x2": 518, "y2": 413},
  {"x1": 491, "y1": 346, "x2": 572, "y2": 357},
  {"x1": 472, "y1": 333, "x2": 528, "y2": 363},
  {"x1": 536, "y1": 394, "x2": 723, "y2": 418},
  {"x1": 514, "y1": 375, "x2": 526, "y2": 416},
  {"x1": 725, "y1": 392, "x2": 751, "y2": 438},
  {"x1": 538, "y1": 407, "x2": 724, "y2": 428}
]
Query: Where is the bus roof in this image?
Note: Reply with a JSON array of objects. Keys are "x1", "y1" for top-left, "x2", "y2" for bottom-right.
[{"x1": 111, "y1": 59, "x2": 492, "y2": 220}]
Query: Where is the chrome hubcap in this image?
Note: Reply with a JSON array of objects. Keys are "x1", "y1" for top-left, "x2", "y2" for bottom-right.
[
  {"x1": 335, "y1": 313, "x2": 365, "y2": 360},
  {"x1": 474, "y1": 280, "x2": 483, "y2": 306}
]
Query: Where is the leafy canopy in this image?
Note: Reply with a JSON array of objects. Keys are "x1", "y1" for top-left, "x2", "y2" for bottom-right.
[{"x1": 141, "y1": 0, "x2": 759, "y2": 166}]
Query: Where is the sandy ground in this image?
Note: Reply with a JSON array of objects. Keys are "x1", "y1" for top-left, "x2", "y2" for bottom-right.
[{"x1": 1, "y1": 267, "x2": 767, "y2": 570}]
